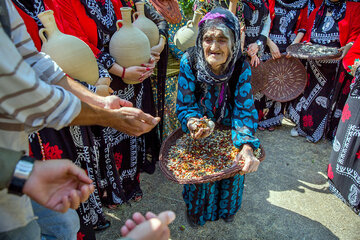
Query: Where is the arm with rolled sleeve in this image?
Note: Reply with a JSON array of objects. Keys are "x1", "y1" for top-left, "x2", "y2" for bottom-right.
[{"x1": 0, "y1": 25, "x2": 81, "y2": 132}]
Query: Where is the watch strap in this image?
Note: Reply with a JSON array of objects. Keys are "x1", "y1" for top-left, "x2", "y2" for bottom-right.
[{"x1": 8, "y1": 155, "x2": 35, "y2": 196}]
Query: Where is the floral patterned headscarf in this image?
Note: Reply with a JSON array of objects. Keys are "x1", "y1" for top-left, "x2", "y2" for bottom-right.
[{"x1": 195, "y1": 7, "x2": 241, "y2": 85}]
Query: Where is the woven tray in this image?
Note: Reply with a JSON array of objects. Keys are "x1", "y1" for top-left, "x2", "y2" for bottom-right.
[
  {"x1": 286, "y1": 43, "x2": 341, "y2": 60},
  {"x1": 159, "y1": 124, "x2": 265, "y2": 184},
  {"x1": 262, "y1": 55, "x2": 307, "y2": 102},
  {"x1": 250, "y1": 61, "x2": 267, "y2": 94}
]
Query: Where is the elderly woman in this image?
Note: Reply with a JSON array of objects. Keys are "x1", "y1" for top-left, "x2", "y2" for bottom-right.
[{"x1": 176, "y1": 8, "x2": 261, "y2": 227}]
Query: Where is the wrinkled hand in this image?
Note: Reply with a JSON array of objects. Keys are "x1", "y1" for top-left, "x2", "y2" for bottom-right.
[
  {"x1": 23, "y1": 160, "x2": 94, "y2": 213},
  {"x1": 247, "y1": 43, "x2": 259, "y2": 57},
  {"x1": 236, "y1": 144, "x2": 260, "y2": 175},
  {"x1": 103, "y1": 95, "x2": 133, "y2": 109},
  {"x1": 187, "y1": 117, "x2": 215, "y2": 139},
  {"x1": 250, "y1": 54, "x2": 260, "y2": 67},
  {"x1": 95, "y1": 84, "x2": 114, "y2": 96},
  {"x1": 109, "y1": 107, "x2": 160, "y2": 136},
  {"x1": 269, "y1": 42, "x2": 281, "y2": 59},
  {"x1": 121, "y1": 211, "x2": 176, "y2": 240}
]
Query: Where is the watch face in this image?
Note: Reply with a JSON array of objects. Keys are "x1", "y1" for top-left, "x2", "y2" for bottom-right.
[{"x1": 15, "y1": 160, "x2": 34, "y2": 180}]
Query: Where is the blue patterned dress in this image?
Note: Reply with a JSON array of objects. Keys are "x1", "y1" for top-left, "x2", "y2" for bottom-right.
[{"x1": 176, "y1": 53, "x2": 260, "y2": 225}]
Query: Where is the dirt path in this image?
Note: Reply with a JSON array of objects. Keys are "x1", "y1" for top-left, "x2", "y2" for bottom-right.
[{"x1": 97, "y1": 122, "x2": 360, "y2": 240}]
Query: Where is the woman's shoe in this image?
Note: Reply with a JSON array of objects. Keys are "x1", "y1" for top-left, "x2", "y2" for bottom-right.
[
  {"x1": 93, "y1": 220, "x2": 111, "y2": 232},
  {"x1": 290, "y1": 127, "x2": 299, "y2": 137},
  {"x1": 268, "y1": 126, "x2": 275, "y2": 131},
  {"x1": 185, "y1": 211, "x2": 199, "y2": 229},
  {"x1": 258, "y1": 126, "x2": 266, "y2": 131},
  {"x1": 223, "y1": 215, "x2": 235, "y2": 223}
]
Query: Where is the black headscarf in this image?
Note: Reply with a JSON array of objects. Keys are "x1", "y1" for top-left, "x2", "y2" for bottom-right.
[
  {"x1": 275, "y1": 0, "x2": 307, "y2": 10},
  {"x1": 80, "y1": 0, "x2": 118, "y2": 35},
  {"x1": 195, "y1": 7, "x2": 242, "y2": 85},
  {"x1": 314, "y1": 0, "x2": 346, "y2": 30},
  {"x1": 11, "y1": 0, "x2": 45, "y2": 27}
]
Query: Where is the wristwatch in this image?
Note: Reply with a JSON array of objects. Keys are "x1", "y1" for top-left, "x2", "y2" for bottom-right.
[
  {"x1": 8, "y1": 155, "x2": 35, "y2": 196},
  {"x1": 256, "y1": 40, "x2": 263, "y2": 46}
]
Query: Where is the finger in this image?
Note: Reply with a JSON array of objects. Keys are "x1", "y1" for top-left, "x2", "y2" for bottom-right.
[
  {"x1": 201, "y1": 127, "x2": 211, "y2": 138},
  {"x1": 141, "y1": 69, "x2": 154, "y2": 77},
  {"x1": 145, "y1": 211, "x2": 157, "y2": 219},
  {"x1": 151, "y1": 51, "x2": 160, "y2": 56},
  {"x1": 69, "y1": 189, "x2": 81, "y2": 209},
  {"x1": 120, "y1": 225, "x2": 130, "y2": 237},
  {"x1": 67, "y1": 163, "x2": 93, "y2": 184},
  {"x1": 128, "y1": 109, "x2": 159, "y2": 126},
  {"x1": 194, "y1": 128, "x2": 204, "y2": 139},
  {"x1": 125, "y1": 219, "x2": 137, "y2": 231},
  {"x1": 54, "y1": 195, "x2": 70, "y2": 213},
  {"x1": 118, "y1": 98, "x2": 133, "y2": 107},
  {"x1": 241, "y1": 158, "x2": 251, "y2": 173},
  {"x1": 108, "y1": 87, "x2": 114, "y2": 94},
  {"x1": 135, "y1": 66, "x2": 149, "y2": 72},
  {"x1": 132, "y1": 212, "x2": 146, "y2": 225},
  {"x1": 156, "y1": 211, "x2": 176, "y2": 225},
  {"x1": 79, "y1": 183, "x2": 94, "y2": 202}
]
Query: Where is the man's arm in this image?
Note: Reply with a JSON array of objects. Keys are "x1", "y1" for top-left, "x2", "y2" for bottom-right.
[{"x1": 70, "y1": 102, "x2": 160, "y2": 137}]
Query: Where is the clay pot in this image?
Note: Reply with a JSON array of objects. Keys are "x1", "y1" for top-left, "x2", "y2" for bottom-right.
[
  {"x1": 38, "y1": 10, "x2": 99, "y2": 85},
  {"x1": 133, "y1": 1, "x2": 159, "y2": 47},
  {"x1": 174, "y1": 11, "x2": 202, "y2": 51},
  {"x1": 109, "y1": 7, "x2": 151, "y2": 84}
]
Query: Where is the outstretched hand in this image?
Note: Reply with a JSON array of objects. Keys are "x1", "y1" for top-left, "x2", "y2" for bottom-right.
[
  {"x1": 109, "y1": 107, "x2": 160, "y2": 136},
  {"x1": 121, "y1": 211, "x2": 176, "y2": 240},
  {"x1": 23, "y1": 160, "x2": 94, "y2": 213}
]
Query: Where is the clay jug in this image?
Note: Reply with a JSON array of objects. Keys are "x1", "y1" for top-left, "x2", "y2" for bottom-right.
[
  {"x1": 38, "y1": 10, "x2": 99, "y2": 85},
  {"x1": 174, "y1": 11, "x2": 202, "y2": 51},
  {"x1": 109, "y1": 7, "x2": 151, "y2": 84},
  {"x1": 133, "y1": 1, "x2": 159, "y2": 47}
]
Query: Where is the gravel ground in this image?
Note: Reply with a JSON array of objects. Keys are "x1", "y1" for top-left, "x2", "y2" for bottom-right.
[{"x1": 96, "y1": 121, "x2": 360, "y2": 240}]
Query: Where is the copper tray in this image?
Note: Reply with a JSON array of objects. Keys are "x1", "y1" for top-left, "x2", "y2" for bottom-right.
[
  {"x1": 286, "y1": 43, "x2": 341, "y2": 60},
  {"x1": 250, "y1": 61, "x2": 267, "y2": 94},
  {"x1": 159, "y1": 124, "x2": 265, "y2": 184},
  {"x1": 262, "y1": 55, "x2": 307, "y2": 102}
]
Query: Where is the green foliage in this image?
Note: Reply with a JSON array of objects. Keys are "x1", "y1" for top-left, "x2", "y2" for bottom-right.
[{"x1": 178, "y1": 0, "x2": 195, "y2": 17}]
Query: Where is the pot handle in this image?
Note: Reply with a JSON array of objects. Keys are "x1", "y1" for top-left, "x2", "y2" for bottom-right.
[
  {"x1": 116, "y1": 20, "x2": 123, "y2": 31},
  {"x1": 186, "y1": 20, "x2": 193, "y2": 28},
  {"x1": 39, "y1": 28, "x2": 48, "y2": 44},
  {"x1": 132, "y1": 12, "x2": 139, "y2": 22}
]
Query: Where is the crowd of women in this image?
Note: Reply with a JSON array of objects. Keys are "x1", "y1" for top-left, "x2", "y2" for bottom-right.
[{"x1": 8, "y1": 0, "x2": 360, "y2": 239}]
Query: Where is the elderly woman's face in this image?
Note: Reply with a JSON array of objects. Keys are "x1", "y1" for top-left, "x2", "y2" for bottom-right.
[{"x1": 202, "y1": 28, "x2": 230, "y2": 74}]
